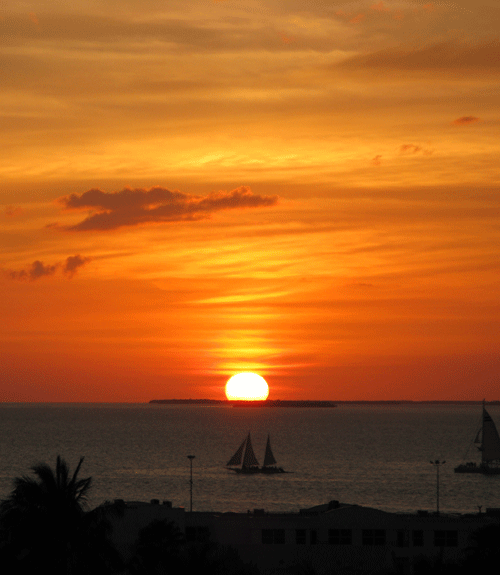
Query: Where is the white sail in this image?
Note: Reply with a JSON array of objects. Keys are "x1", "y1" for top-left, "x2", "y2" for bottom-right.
[{"x1": 481, "y1": 408, "x2": 500, "y2": 463}]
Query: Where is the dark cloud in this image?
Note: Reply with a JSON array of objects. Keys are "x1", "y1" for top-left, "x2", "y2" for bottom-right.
[
  {"x1": 9, "y1": 260, "x2": 57, "y2": 281},
  {"x1": 453, "y1": 116, "x2": 480, "y2": 125},
  {"x1": 7, "y1": 255, "x2": 90, "y2": 281},
  {"x1": 63, "y1": 255, "x2": 91, "y2": 278},
  {"x1": 57, "y1": 186, "x2": 279, "y2": 231}
]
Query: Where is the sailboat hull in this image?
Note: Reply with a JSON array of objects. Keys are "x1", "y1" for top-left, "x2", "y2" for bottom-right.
[
  {"x1": 227, "y1": 466, "x2": 289, "y2": 474},
  {"x1": 260, "y1": 466, "x2": 287, "y2": 473},
  {"x1": 229, "y1": 467, "x2": 261, "y2": 474}
]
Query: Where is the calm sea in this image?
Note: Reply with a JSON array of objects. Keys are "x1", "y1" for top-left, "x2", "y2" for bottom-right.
[{"x1": 0, "y1": 403, "x2": 499, "y2": 515}]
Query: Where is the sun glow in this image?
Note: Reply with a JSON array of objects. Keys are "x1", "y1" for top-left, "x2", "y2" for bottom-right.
[{"x1": 225, "y1": 372, "x2": 270, "y2": 401}]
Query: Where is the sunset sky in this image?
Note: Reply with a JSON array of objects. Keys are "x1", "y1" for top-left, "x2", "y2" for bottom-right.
[{"x1": 1, "y1": 0, "x2": 499, "y2": 402}]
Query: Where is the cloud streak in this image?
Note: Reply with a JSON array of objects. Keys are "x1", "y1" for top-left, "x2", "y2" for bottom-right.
[
  {"x1": 7, "y1": 255, "x2": 91, "y2": 281},
  {"x1": 453, "y1": 116, "x2": 480, "y2": 125},
  {"x1": 4, "y1": 205, "x2": 22, "y2": 217},
  {"x1": 57, "y1": 186, "x2": 279, "y2": 231},
  {"x1": 339, "y1": 39, "x2": 500, "y2": 74},
  {"x1": 399, "y1": 144, "x2": 433, "y2": 155}
]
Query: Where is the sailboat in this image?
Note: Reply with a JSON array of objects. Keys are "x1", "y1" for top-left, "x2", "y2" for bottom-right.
[
  {"x1": 454, "y1": 402, "x2": 500, "y2": 474},
  {"x1": 226, "y1": 433, "x2": 288, "y2": 474}
]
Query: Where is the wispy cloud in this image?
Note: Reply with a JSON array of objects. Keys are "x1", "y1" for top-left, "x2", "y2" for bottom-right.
[
  {"x1": 399, "y1": 144, "x2": 433, "y2": 155},
  {"x1": 400, "y1": 144, "x2": 422, "y2": 154},
  {"x1": 4, "y1": 205, "x2": 22, "y2": 217},
  {"x1": 28, "y1": 12, "x2": 39, "y2": 26},
  {"x1": 339, "y1": 39, "x2": 500, "y2": 74},
  {"x1": 370, "y1": 2, "x2": 390, "y2": 13},
  {"x1": 7, "y1": 255, "x2": 91, "y2": 281},
  {"x1": 56, "y1": 186, "x2": 279, "y2": 231},
  {"x1": 422, "y1": 3, "x2": 436, "y2": 13},
  {"x1": 349, "y1": 14, "x2": 365, "y2": 24},
  {"x1": 453, "y1": 116, "x2": 480, "y2": 125}
]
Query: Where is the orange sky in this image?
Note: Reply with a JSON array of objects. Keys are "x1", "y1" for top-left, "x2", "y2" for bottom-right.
[{"x1": 1, "y1": 0, "x2": 499, "y2": 402}]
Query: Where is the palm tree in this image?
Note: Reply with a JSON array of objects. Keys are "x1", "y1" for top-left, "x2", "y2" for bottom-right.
[
  {"x1": 127, "y1": 518, "x2": 185, "y2": 575},
  {"x1": 0, "y1": 455, "x2": 120, "y2": 575}
]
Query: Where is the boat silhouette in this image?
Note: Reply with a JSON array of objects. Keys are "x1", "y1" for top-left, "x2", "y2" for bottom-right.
[
  {"x1": 226, "y1": 433, "x2": 289, "y2": 474},
  {"x1": 455, "y1": 401, "x2": 500, "y2": 474}
]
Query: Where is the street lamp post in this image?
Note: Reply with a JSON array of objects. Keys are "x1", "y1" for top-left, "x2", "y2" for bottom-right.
[
  {"x1": 430, "y1": 459, "x2": 445, "y2": 515},
  {"x1": 187, "y1": 455, "x2": 195, "y2": 512}
]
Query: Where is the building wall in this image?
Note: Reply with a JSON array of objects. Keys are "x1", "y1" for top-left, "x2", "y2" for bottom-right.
[{"x1": 105, "y1": 501, "x2": 497, "y2": 574}]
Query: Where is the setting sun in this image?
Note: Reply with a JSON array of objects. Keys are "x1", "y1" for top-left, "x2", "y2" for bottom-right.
[{"x1": 225, "y1": 373, "x2": 270, "y2": 401}]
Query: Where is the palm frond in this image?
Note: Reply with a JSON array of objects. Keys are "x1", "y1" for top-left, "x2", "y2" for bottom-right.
[
  {"x1": 31, "y1": 461, "x2": 58, "y2": 494},
  {"x1": 68, "y1": 457, "x2": 92, "y2": 503}
]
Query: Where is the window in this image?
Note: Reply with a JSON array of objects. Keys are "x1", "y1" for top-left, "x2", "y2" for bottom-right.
[
  {"x1": 412, "y1": 530, "x2": 424, "y2": 547},
  {"x1": 329, "y1": 529, "x2": 352, "y2": 544},
  {"x1": 262, "y1": 529, "x2": 285, "y2": 544},
  {"x1": 397, "y1": 530, "x2": 409, "y2": 547},
  {"x1": 310, "y1": 529, "x2": 318, "y2": 545},
  {"x1": 274, "y1": 529, "x2": 285, "y2": 544},
  {"x1": 362, "y1": 529, "x2": 386, "y2": 545},
  {"x1": 434, "y1": 530, "x2": 458, "y2": 547},
  {"x1": 262, "y1": 529, "x2": 273, "y2": 544},
  {"x1": 296, "y1": 529, "x2": 306, "y2": 544}
]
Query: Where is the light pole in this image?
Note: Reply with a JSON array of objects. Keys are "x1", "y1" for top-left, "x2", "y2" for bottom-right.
[
  {"x1": 430, "y1": 459, "x2": 445, "y2": 515},
  {"x1": 187, "y1": 455, "x2": 195, "y2": 512}
]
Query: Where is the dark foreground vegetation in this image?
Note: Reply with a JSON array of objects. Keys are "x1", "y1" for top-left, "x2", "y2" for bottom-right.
[
  {"x1": 0, "y1": 456, "x2": 121, "y2": 575},
  {"x1": 0, "y1": 455, "x2": 498, "y2": 575},
  {"x1": 0, "y1": 456, "x2": 257, "y2": 575}
]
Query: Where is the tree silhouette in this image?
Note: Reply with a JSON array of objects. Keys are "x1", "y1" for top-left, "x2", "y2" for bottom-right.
[
  {"x1": 182, "y1": 541, "x2": 259, "y2": 575},
  {"x1": 126, "y1": 518, "x2": 259, "y2": 575},
  {"x1": 0, "y1": 455, "x2": 121, "y2": 575},
  {"x1": 127, "y1": 518, "x2": 185, "y2": 575}
]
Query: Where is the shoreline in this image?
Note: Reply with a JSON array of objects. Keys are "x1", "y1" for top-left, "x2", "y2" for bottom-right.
[{"x1": 149, "y1": 399, "x2": 499, "y2": 406}]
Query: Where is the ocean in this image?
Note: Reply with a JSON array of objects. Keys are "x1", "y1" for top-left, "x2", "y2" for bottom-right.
[{"x1": 0, "y1": 403, "x2": 499, "y2": 515}]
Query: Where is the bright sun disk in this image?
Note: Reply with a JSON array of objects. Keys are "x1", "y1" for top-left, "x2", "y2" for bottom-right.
[{"x1": 225, "y1": 372, "x2": 269, "y2": 401}]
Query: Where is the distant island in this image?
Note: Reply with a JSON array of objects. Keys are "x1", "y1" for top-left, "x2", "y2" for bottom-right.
[
  {"x1": 149, "y1": 399, "x2": 337, "y2": 407},
  {"x1": 150, "y1": 399, "x2": 499, "y2": 407}
]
